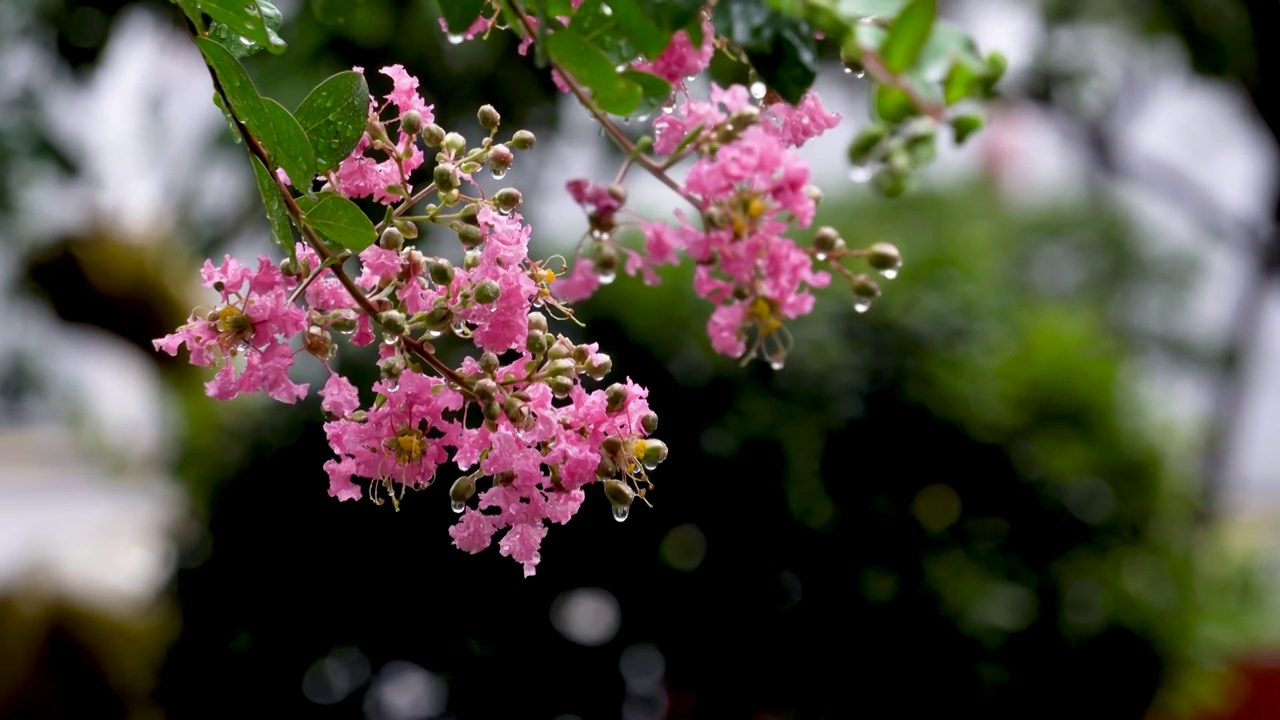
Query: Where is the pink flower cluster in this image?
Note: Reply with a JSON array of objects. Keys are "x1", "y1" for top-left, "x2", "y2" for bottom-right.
[{"x1": 328, "y1": 65, "x2": 430, "y2": 204}]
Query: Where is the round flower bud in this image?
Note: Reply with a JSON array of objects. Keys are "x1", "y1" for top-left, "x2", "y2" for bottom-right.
[
  {"x1": 813, "y1": 226, "x2": 841, "y2": 254},
  {"x1": 503, "y1": 395, "x2": 530, "y2": 426},
  {"x1": 866, "y1": 242, "x2": 903, "y2": 273},
  {"x1": 479, "y1": 351, "x2": 500, "y2": 374},
  {"x1": 851, "y1": 274, "x2": 882, "y2": 300},
  {"x1": 473, "y1": 378, "x2": 498, "y2": 402},
  {"x1": 443, "y1": 132, "x2": 467, "y2": 155},
  {"x1": 546, "y1": 357, "x2": 577, "y2": 378},
  {"x1": 457, "y1": 224, "x2": 483, "y2": 247},
  {"x1": 600, "y1": 436, "x2": 624, "y2": 456},
  {"x1": 640, "y1": 439, "x2": 668, "y2": 469},
  {"x1": 303, "y1": 325, "x2": 334, "y2": 359},
  {"x1": 803, "y1": 184, "x2": 824, "y2": 207},
  {"x1": 596, "y1": 455, "x2": 619, "y2": 480},
  {"x1": 400, "y1": 110, "x2": 423, "y2": 136},
  {"x1": 572, "y1": 344, "x2": 591, "y2": 364},
  {"x1": 493, "y1": 187, "x2": 522, "y2": 214},
  {"x1": 527, "y1": 312, "x2": 549, "y2": 334},
  {"x1": 594, "y1": 244, "x2": 619, "y2": 273},
  {"x1": 488, "y1": 144, "x2": 514, "y2": 177},
  {"x1": 640, "y1": 411, "x2": 659, "y2": 434},
  {"x1": 378, "y1": 309, "x2": 407, "y2": 337},
  {"x1": 848, "y1": 123, "x2": 889, "y2": 164},
  {"x1": 423, "y1": 306, "x2": 451, "y2": 331},
  {"x1": 607, "y1": 184, "x2": 628, "y2": 204},
  {"x1": 547, "y1": 337, "x2": 574, "y2": 361},
  {"x1": 603, "y1": 479, "x2": 635, "y2": 509},
  {"x1": 280, "y1": 258, "x2": 301, "y2": 277},
  {"x1": 459, "y1": 203, "x2": 481, "y2": 225},
  {"x1": 729, "y1": 105, "x2": 760, "y2": 129},
  {"x1": 463, "y1": 250, "x2": 482, "y2": 270},
  {"x1": 422, "y1": 123, "x2": 446, "y2": 147},
  {"x1": 450, "y1": 474, "x2": 476, "y2": 505},
  {"x1": 329, "y1": 314, "x2": 358, "y2": 334},
  {"x1": 429, "y1": 259, "x2": 455, "y2": 286},
  {"x1": 483, "y1": 400, "x2": 503, "y2": 423},
  {"x1": 379, "y1": 355, "x2": 404, "y2": 380},
  {"x1": 474, "y1": 279, "x2": 502, "y2": 304},
  {"x1": 586, "y1": 353, "x2": 611, "y2": 381},
  {"x1": 434, "y1": 162, "x2": 459, "y2": 192},
  {"x1": 605, "y1": 382, "x2": 628, "y2": 413},
  {"x1": 526, "y1": 331, "x2": 548, "y2": 356},
  {"x1": 510, "y1": 129, "x2": 536, "y2": 150},
  {"x1": 548, "y1": 375, "x2": 574, "y2": 398},
  {"x1": 379, "y1": 226, "x2": 405, "y2": 251},
  {"x1": 478, "y1": 104, "x2": 501, "y2": 131}
]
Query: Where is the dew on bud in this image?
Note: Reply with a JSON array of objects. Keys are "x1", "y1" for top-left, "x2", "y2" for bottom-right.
[
  {"x1": 854, "y1": 298, "x2": 873, "y2": 313},
  {"x1": 815, "y1": 252, "x2": 828, "y2": 262},
  {"x1": 597, "y1": 269, "x2": 617, "y2": 284},
  {"x1": 749, "y1": 81, "x2": 767, "y2": 99},
  {"x1": 613, "y1": 506, "x2": 630, "y2": 522},
  {"x1": 447, "y1": 33, "x2": 465, "y2": 45},
  {"x1": 880, "y1": 268, "x2": 899, "y2": 280},
  {"x1": 451, "y1": 500, "x2": 466, "y2": 513},
  {"x1": 491, "y1": 167, "x2": 508, "y2": 180}
]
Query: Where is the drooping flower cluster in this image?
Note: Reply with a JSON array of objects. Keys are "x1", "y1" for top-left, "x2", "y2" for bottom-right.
[{"x1": 157, "y1": 64, "x2": 667, "y2": 577}]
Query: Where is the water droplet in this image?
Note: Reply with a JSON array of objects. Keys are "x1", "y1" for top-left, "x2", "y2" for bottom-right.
[
  {"x1": 844, "y1": 67, "x2": 866, "y2": 78},
  {"x1": 597, "y1": 269, "x2": 617, "y2": 285},
  {"x1": 447, "y1": 33, "x2": 465, "y2": 45},
  {"x1": 769, "y1": 356, "x2": 786, "y2": 370},
  {"x1": 451, "y1": 500, "x2": 465, "y2": 513},
  {"x1": 642, "y1": 458, "x2": 660, "y2": 471},
  {"x1": 635, "y1": 113, "x2": 651, "y2": 122},
  {"x1": 425, "y1": 329, "x2": 443, "y2": 339},
  {"x1": 238, "y1": 36, "x2": 255, "y2": 46},
  {"x1": 491, "y1": 167, "x2": 507, "y2": 180},
  {"x1": 612, "y1": 506, "x2": 629, "y2": 522},
  {"x1": 750, "y1": 82, "x2": 767, "y2": 99},
  {"x1": 243, "y1": 3, "x2": 260, "y2": 15},
  {"x1": 854, "y1": 298, "x2": 873, "y2": 313},
  {"x1": 661, "y1": 99, "x2": 676, "y2": 115},
  {"x1": 615, "y1": 64, "x2": 628, "y2": 73},
  {"x1": 386, "y1": 381, "x2": 399, "y2": 392},
  {"x1": 814, "y1": 252, "x2": 828, "y2": 262},
  {"x1": 879, "y1": 268, "x2": 898, "y2": 280},
  {"x1": 601, "y1": 3, "x2": 613, "y2": 15},
  {"x1": 685, "y1": 75, "x2": 697, "y2": 83},
  {"x1": 451, "y1": 321, "x2": 468, "y2": 336},
  {"x1": 849, "y1": 166, "x2": 873, "y2": 183}
]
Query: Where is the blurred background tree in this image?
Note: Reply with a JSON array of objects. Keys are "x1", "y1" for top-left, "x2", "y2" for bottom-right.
[{"x1": 3, "y1": 0, "x2": 1280, "y2": 718}]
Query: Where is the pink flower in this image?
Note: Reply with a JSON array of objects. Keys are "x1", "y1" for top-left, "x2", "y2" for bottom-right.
[
  {"x1": 379, "y1": 64, "x2": 433, "y2": 122},
  {"x1": 498, "y1": 522, "x2": 549, "y2": 578},
  {"x1": 320, "y1": 373, "x2": 359, "y2": 417},
  {"x1": 632, "y1": 17, "x2": 714, "y2": 84},
  {"x1": 767, "y1": 91, "x2": 841, "y2": 148}
]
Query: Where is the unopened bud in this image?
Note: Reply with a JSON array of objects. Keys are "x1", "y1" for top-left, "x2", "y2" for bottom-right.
[
  {"x1": 443, "y1": 132, "x2": 467, "y2": 155},
  {"x1": 603, "y1": 479, "x2": 635, "y2": 509},
  {"x1": 450, "y1": 474, "x2": 476, "y2": 505},
  {"x1": 423, "y1": 306, "x2": 451, "y2": 331},
  {"x1": 457, "y1": 224, "x2": 483, "y2": 247},
  {"x1": 483, "y1": 400, "x2": 503, "y2": 423},
  {"x1": 547, "y1": 337, "x2": 574, "y2": 361},
  {"x1": 729, "y1": 105, "x2": 760, "y2": 129},
  {"x1": 702, "y1": 206, "x2": 729, "y2": 229},
  {"x1": 422, "y1": 123, "x2": 446, "y2": 147},
  {"x1": 303, "y1": 325, "x2": 334, "y2": 359},
  {"x1": 463, "y1": 250, "x2": 482, "y2": 270},
  {"x1": 605, "y1": 382, "x2": 628, "y2": 413},
  {"x1": 280, "y1": 258, "x2": 301, "y2": 277},
  {"x1": 601, "y1": 436, "x2": 624, "y2": 455},
  {"x1": 641, "y1": 439, "x2": 668, "y2": 468},
  {"x1": 814, "y1": 226, "x2": 841, "y2": 254},
  {"x1": 607, "y1": 184, "x2": 627, "y2": 204},
  {"x1": 489, "y1": 143, "x2": 514, "y2": 176},
  {"x1": 401, "y1": 109, "x2": 423, "y2": 136},
  {"x1": 639, "y1": 411, "x2": 659, "y2": 434},
  {"x1": 379, "y1": 355, "x2": 404, "y2": 380},
  {"x1": 434, "y1": 162, "x2": 459, "y2": 191},
  {"x1": 526, "y1": 331, "x2": 548, "y2": 356},
  {"x1": 378, "y1": 309, "x2": 407, "y2": 336},
  {"x1": 852, "y1": 274, "x2": 882, "y2": 300},
  {"x1": 474, "y1": 378, "x2": 498, "y2": 401},
  {"x1": 478, "y1": 104, "x2": 501, "y2": 130},
  {"x1": 848, "y1": 123, "x2": 889, "y2": 164},
  {"x1": 329, "y1": 314, "x2": 358, "y2": 334},
  {"x1": 479, "y1": 351, "x2": 500, "y2": 374},
  {"x1": 548, "y1": 375, "x2": 574, "y2": 398},
  {"x1": 527, "y1": 312, "x2": 549, "y2": 334},
  {"x1": 866, "y1": 242, "x2": 902, "y2": 272},
  {"x1": 596, "y1": 455, "x2": 619, "y2": 479},
  {"x1": 474, "y1": 279, "x2": 501, "y2": 304},
  {"x1": 493, "y1": 187, "x2": 522, "y2": 213},
  {"x1": 379, "y1": 226, "x2": 405, "y2": 250},
  {"x1": 429, "y1": 259, "x2": 455, "y2": 286},
  {"x1": 572, "y1": 344, "x2": 591, "y2": 364},
  {"x1": 546, "y1": 357, "x2": 576, "y2": 378},
  {"x1": 803, "y1": 184, "x2": 823, "y2": 207},
  {"x1": 510, "y1": 129, "x2": 536, "y2": 150},
  {"x1": 586, "y1": 353, "x2": 611, "y2": 381},
  {"x1": 951, "y1": 112, "x2": 985, "y2": 145},
  {"x1": 594, "y1": 244, "x2": 619, "y2": 273},
  {"x1": 459, "y1": 202, "x2": 481, "y2": 225}
]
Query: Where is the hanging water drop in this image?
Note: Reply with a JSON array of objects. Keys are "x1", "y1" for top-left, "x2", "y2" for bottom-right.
[
  {"x1": 612, "y1": 505, "x2": 629, "y2": 522},
  {"x1": 238, "y1": 35, "x2": 255, "y2": 46},
  {"x1": 451, "y1": 500, "x2": 465, "y2": 514},
  {"x1": 750, "y1": 82, "x2": 767, "y2": 100},
  {"x1": 814, "y1": 251, "x2": 828, "y2": 262},
  {"x1": 854, "y1": 298, "x2": 873, "y2": 313},
  {"x1": 601, "y1": 3, "x2": 613, "y2": 15},
  {"x1": 879, "y1": 268, "x2": 898, "y2": 280},
  {"x1": 425, "y1": 329, "x2": 443, "y2": 339},
  {"x1": 642, "y1": 458, "x2": 660, "y2": 471},
  {"x1": 383, "y1": 334, "x2": 400, "y2": 345},
  {"x1": 491, "y1": 166, "x2": 507, "y2": 180},
  {"x1": 447, "y1": 33, "x2": 465, "y2": 45},
  {"x1": 769, "y1": 356, "x2": 786, "y2": 370},
  {"x1": 597, "y1": 269, "x2": 617, "y2": 285}
]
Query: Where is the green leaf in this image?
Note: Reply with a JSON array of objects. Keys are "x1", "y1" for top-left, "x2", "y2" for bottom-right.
[
  {"x1": 250, "y1": 155, "x2": 296, "y2": 261},
  {"x1": 294, "y1": 71, "x2": 370, "y2": 172},
  {"x1": 196, "y1": 36, "x2": 278, "y2": 153},
  {"x1": 620, "y1": 71, "x2": 672, "y2": 116},
  {"x1": 873, "y1": 82, "x2": 916, "y2": 122},
  {"x1": 602, "y1": 0, "x2": 668, "y2": 58},
  {"x1": 172, "y1": 0, "x2": 203, "y2": 29},
  {"x1": 917, "y1": 20, "x2": 984, "y2": 81},
  {"x1": 438, "y1": 0, "x2": 486, "y2": 34},
  {"x1": 298, "y1": 194, "x2": 377, "y2": 252},
  {"x1": 835, "y1": 0, "x2": 907, "y2": 19},
  {"x1": 880, "y1": 0, "x2": 935, "y2": 73},
  {"x1": 200, "y1": 0, "x2": 286, "y2": 54},
  {"x1": 545, "y1": 30, "x2": 642, "y2": 115},
  {"x1": 943, "y1": 61, "x2": 978, "y2": 105},
  {"x1": 260, "y1": 98, "x2": 315, "y2": 189},
  {"x1": 714, "y1": 0, "x2": 818, "y2": 104}
]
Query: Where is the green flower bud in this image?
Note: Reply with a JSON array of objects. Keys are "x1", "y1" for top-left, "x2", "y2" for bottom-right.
[
  {"x1": 459, "y1": 202, "x2": 481, "y2": 225},
  {"x1": 488, "y1": 144, "x2": 514, "y2": 178},
  {"x1": 429, "y1": 259, "x2": 455, "y2": 286},
  {"x1": 329, "y1": 314, "x2": 358, "y2": 334},
  {"x1": 474, "y1": 278, "x2": 501, "y2": 304},
  {"x1": 605, "y1": 382, "x2": 628, "y2": 413},
  {"x1": 848, "y1": 123, "x2": 889, "y2": 165},
  {"x1": 546, "y1": 357, "x2": 576, "y2": 378},
  {"x1": 951, "y1": 112, "x2": 985, "y2": 145},
  {"x1": 483, "y1": 400, "x2": 503, "y2": 423},
  {"x1": 852, "y1": 274, "x2": 882, "y2": 300},
  {"x1": 586, "y1": 353, "x2": 611, "y2": 381},
  {"x1": 401, "y1": 109, "x2": 423, "y2": 136},
  {"x1": 866, "y1": 242, "x2": 903, "y2": 274},
  {"x1": 601, "y1": 435, "x2": 625, "y2": 456},
  {"x1": 548, "y1": 375, "x2": 574, "y2": 398},
  {"x1": 473, "y1": 378, "x2": 498, "y2": 402},
  {"x1": 527, "y1": 311, "x2": 549, "y2": 334},
  {"x1": 510, "y1": 129, "x2": 536, "y2": 150},
  {"x1": 303, "y1": 325, "x2": 334, "y2": 359},
  {"x1": 479, "y1": 351, "x2": 500, "y2": 374},
  {"x1": 813, "y1": 226, "x2": 841, "y2": 254},
  {"x1": 478, "y1": 104, "x2": 501, "y2": 131},
  {"x1": 449, "y1": 474, "x2": 476, "y2": 506},
  {"x1": 572, "y1": 344, "x2": 591, "y2": 364},
  {"x1": 457, "y1": 224, "x2": 483, "y2": 247},
  {"x1": 392, "y1": 217, "x2": 419, "y2": 239},
  {"x1": 607, "y1": 184, "x2": 627, "y2": 204},
  {"x1": 379, "y1": 226, "x2": 405, "y2": 251},
  {"x1": 280, "y1": 258, "x2": 301, "y2": 277},
  {"x1": 463, "y1": 250, "x2": 482, "y2": 270},
  {"x1": 422, "y1": 123, "x2": 446, "y2": 147},
  {"x1": 526, "y1": 331, "x2": 548, "y2": 356},
  {"x1": 423, "y1": 306, "x2": 451, "y2": 331},
  {"x1": 443, "y1": 132, "x2": 467, "y2": 155},
  {"x1": 547, "y1": 337, "x2": 574, "y2": 361},
  {"x1": 640, "y1": 411, "x2": 659, "y2": 434},
  {"x1": 603, "y1": 478, "x2": 635, "y2": 509},
  {"x1": 434, "y1": 162, "x2": 459, "y2": 192},
  {"x1": 493, "y1": 187, "x2": 522, "y2": 214},
  {"x1": 379, "y1": 355, "x2": 404, "y2": 380},
  {"x1": 378, "y1": 310, "x2": 407, "y2": 337},
  {"x1": 640, "y1": 439, "x2": 668, "y2": 469},
  {"x1": 596, "y1": 455, "x2": 619, "y2": 480}
]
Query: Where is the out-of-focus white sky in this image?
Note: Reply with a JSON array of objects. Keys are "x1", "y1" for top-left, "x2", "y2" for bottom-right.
[{"x1": 1, "y1": 0, "x2": 1279, "y2": 615}]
